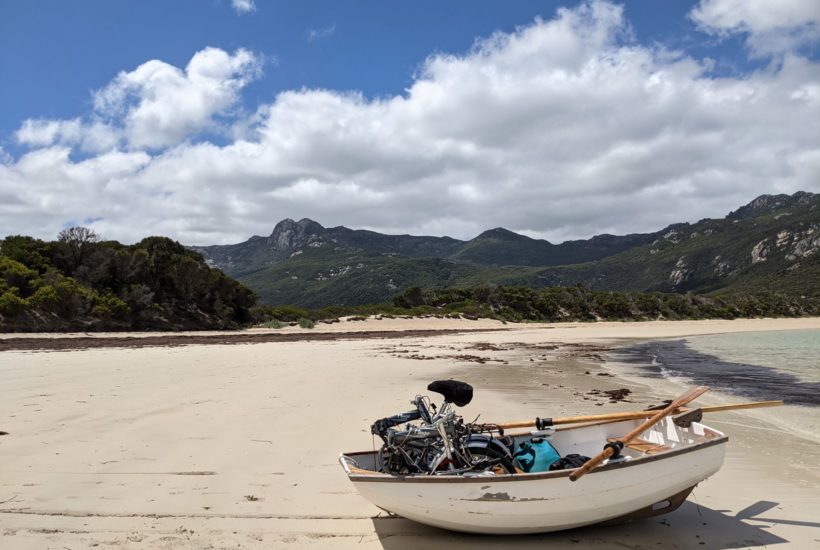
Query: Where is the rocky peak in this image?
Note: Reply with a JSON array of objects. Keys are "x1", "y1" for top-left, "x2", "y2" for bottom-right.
[
  {"x1": 268, "y1": 218, "x2": 325, "y2": 250},
  {"x1": 727, "y1": 191, "x2": 817, "y2": 220},
  {"x1": 793, "y1": 191, "x2": 816, "y2": 206}
]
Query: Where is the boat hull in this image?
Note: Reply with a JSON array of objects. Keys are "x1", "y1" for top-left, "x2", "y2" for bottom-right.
[{"x1": 342, "y1": 421, "x2": 727, "y2": 534}]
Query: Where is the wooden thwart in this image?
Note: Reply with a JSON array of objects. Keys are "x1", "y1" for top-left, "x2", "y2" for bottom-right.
[{"x1": 609, "y1": 437, "x2": 670, "y2": 455}]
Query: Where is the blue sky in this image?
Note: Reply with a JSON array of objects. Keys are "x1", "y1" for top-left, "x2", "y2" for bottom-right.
[
  {"x1": 0, "y1": 0, "x2": 818, "y2": 244},
  {"x1": 0, "y1": 0, "x2": 758, "y2": 152}
]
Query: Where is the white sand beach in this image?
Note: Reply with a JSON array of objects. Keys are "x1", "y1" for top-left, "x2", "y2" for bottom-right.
[{"x1": 1, "y1": 317, "x2": 819, "y2": 549}]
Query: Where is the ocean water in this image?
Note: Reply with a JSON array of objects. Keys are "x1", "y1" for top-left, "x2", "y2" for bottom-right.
[
  {"x1": 611, "y1": 329, "x2": 820, "y2": 407},
  {"x1": 685, "y1": 329, "x2": 820, "y2": 385}
]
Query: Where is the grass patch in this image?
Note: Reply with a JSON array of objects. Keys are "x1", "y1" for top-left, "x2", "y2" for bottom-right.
[{"x1": 297, "y1": 317, "x2": 315, "y2": 329}]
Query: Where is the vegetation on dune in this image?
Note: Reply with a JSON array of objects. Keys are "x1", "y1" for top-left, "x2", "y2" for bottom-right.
[
  {"x1": 297, "y1": 317, "x2": 315, "y2": 329},
  {"x1": 390, "y1": 285, "x2": 820, "y2": 322},
  {"x1": 0, "y1": 228, "x2": 262, "y2": 332},
  {"x1": 251, "y1": 284, "x2": 819, "y2": 327}
]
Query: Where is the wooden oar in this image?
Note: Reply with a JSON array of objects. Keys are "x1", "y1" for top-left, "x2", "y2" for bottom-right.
[
  {"x1": 568, "y1": 386, "x2": 709, "y2": 482},
  {"x1": 689, "y1": 401, "x2": 783, "y2": 413},
  {"x1": 495, "y1": 400, "x2": 783, "y2": 430}
]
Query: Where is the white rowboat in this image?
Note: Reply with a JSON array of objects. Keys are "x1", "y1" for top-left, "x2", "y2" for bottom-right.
[{"x1": 340, "y1": 415, "x2": 727, "y2": 534}]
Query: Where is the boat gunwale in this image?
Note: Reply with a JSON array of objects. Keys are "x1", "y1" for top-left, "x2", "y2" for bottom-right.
[{"x1": 341, "y1": 435, "x2": 728, "y2": 483}]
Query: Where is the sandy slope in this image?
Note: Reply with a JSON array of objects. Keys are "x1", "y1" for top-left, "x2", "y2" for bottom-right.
[{"x1": 1, "y1": 317, "x2": 819, "y2": 549}]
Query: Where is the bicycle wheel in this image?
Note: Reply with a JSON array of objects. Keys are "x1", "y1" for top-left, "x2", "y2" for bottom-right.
[{"x1": 462, "y1": 446, "x2": 516, "y2": 474}]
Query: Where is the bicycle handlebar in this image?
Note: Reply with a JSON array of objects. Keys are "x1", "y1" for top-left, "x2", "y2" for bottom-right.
[{"x1": 371, "y1": 410, "x2": 422, "y2": 437}]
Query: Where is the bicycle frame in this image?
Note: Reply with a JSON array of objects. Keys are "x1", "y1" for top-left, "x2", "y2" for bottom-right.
[{"x1": 373, "y1": 395, "x2": 511, "y2": 475}]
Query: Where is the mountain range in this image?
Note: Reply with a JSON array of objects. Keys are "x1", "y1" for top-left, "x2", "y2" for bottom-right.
[{"x1": 192, "y1": 191, "x2": 819, "y2": 307}]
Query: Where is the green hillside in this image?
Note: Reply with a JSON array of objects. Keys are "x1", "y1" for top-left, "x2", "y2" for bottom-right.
[
  {"x1": 238, "y1": 246, "x2": 540, "y2": 308},
  {"x1": 451, "y1": 227, "x2": 657, "y2": 266},
  {"x1": 528, "y1": 192, "x2": 820, "y2": 295},
  {"x1": 202, "y1": 192, "x2": 819, "y2": 307}
]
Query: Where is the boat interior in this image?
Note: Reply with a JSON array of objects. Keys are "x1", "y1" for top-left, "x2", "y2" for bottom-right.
[
  {"x1": 343, "y1": 416, "x2": 724, "y2": 476},
  {"x1": 541, "y1": 415, "x2": 723, "y2": 461}
]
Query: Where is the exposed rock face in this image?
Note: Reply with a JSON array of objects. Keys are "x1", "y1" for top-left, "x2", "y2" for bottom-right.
[
  {"x1": 786, "y1": 225, "x2": 820, "y2": 261},
  {"x1": 663, "y1": 230, "x2": 681, "y2": 244},
  {"x1": 794, "y1": 191, "x2": 816, "y2": 206},
  {"x1": 751, "y1": 239, "x2": 770, "y2": 263},
  {"x1": 728, "y1": 191, "x2": 817, "y2": 220},
  {"x1": 669, "y1": 257, "x2": 693, "y2": 287},
  {"x1": 713, "y1": 255, "x2": 732, "y2": 276},
  {"x1": 268, "y1": 218, "x2": 325, "y2": 250}
]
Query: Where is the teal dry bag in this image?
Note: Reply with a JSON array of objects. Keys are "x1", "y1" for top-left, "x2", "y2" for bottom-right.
[{"x1": 513, "y1": 438, "x2": 560, "y2": 473}]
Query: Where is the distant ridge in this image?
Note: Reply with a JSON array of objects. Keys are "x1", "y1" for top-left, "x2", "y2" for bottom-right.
[
  {"x1": 192, "y1": 192, "x2": 819, "y2": 307},
  {"x1": 194, "y1": 215, "x2": 656, "y2": 274}
]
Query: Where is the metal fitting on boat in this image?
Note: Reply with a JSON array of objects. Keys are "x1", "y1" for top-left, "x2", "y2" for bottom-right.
[
  {"x1": 535, "y1": 417, "x2": 553, "y2": 429},
  {"x1": 604, "y1": 440, "x2": 624, "y2": 459}
]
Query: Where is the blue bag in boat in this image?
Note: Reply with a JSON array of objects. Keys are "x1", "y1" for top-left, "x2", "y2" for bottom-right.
[{"x1": 513, "y1": 438, "x2": 560, "y2": 473}]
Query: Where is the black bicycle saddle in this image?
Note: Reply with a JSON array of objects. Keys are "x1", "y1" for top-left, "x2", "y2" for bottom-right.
[{"x1": 427, "y1": 380, "x2": 473, "y2": 407}]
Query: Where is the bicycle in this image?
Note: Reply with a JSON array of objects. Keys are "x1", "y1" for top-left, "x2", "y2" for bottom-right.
[{"x1": 371, "y1": 380, "x2": 516, "y2": 475}]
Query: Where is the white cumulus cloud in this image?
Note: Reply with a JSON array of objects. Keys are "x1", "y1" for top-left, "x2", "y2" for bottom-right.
[
  {"x1": 690, "y1": 0, "x2": 820, "y2": 56},
  {"x1": 16, "y1": 118, "x2": 121, "y2": 153},
  {"x1": 93, "y1": 47, "x2": 262, "y2": 150},
  {"x1": 231, "y1": 0, "x2": 256, "y2": 15},
  {"x1": 15, "y1": 47, "x2": 261, "y2": 154},
  {"x1": 2, "y1": 1, "x2": 819, "y2": 246}
]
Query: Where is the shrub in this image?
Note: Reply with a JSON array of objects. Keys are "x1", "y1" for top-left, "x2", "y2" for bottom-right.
[
  {"x1": 260, "y1": 319, "x2": 286, "y2": 329},
  {"x1": 92, "y1": 294, "x2": 131, "y2": 320},
  {"x1": 0, "y1": 256, "x2": 37, "y2": 296},
  {"x1": 270, "y1": 305, "x2": 311, "y2": 322},
  {"x1": 0, "y1": 290, "x2": 25, "y2": 316},
  {"x1": 26, "y1": 284, "x2": 60, "y2": 310},
  {"x1": 297, "y1": 317, "x2": 315, "y2": 329}
]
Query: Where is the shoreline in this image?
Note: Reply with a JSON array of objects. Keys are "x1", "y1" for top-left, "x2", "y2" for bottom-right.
[
  {"x1": 2, "y1": 315, "x2": 819, "y2": 349},
  {"x1": 1, "y1": 318, "x2": 818, "y2": 548},
  {"x1": 0, "y1": 327, "x2": 510, "y2": 352}
]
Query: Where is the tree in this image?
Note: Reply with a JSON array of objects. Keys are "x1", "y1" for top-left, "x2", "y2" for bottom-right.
[{"x1": 57, "y1": 226, "x2": 100, "y2": 271}]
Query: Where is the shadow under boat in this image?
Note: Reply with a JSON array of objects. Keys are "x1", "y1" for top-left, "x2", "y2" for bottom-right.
[{"x1": 372, "y1": 500, "x2": 792, "y2": 550}]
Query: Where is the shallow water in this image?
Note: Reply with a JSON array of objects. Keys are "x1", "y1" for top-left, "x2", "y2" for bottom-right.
[
  {"x1": 610, "y1": 329, "x2": 820, "y2": 406},
  {"x1": 685, "y1": 329, "x2": 820, "y2": 384}
]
